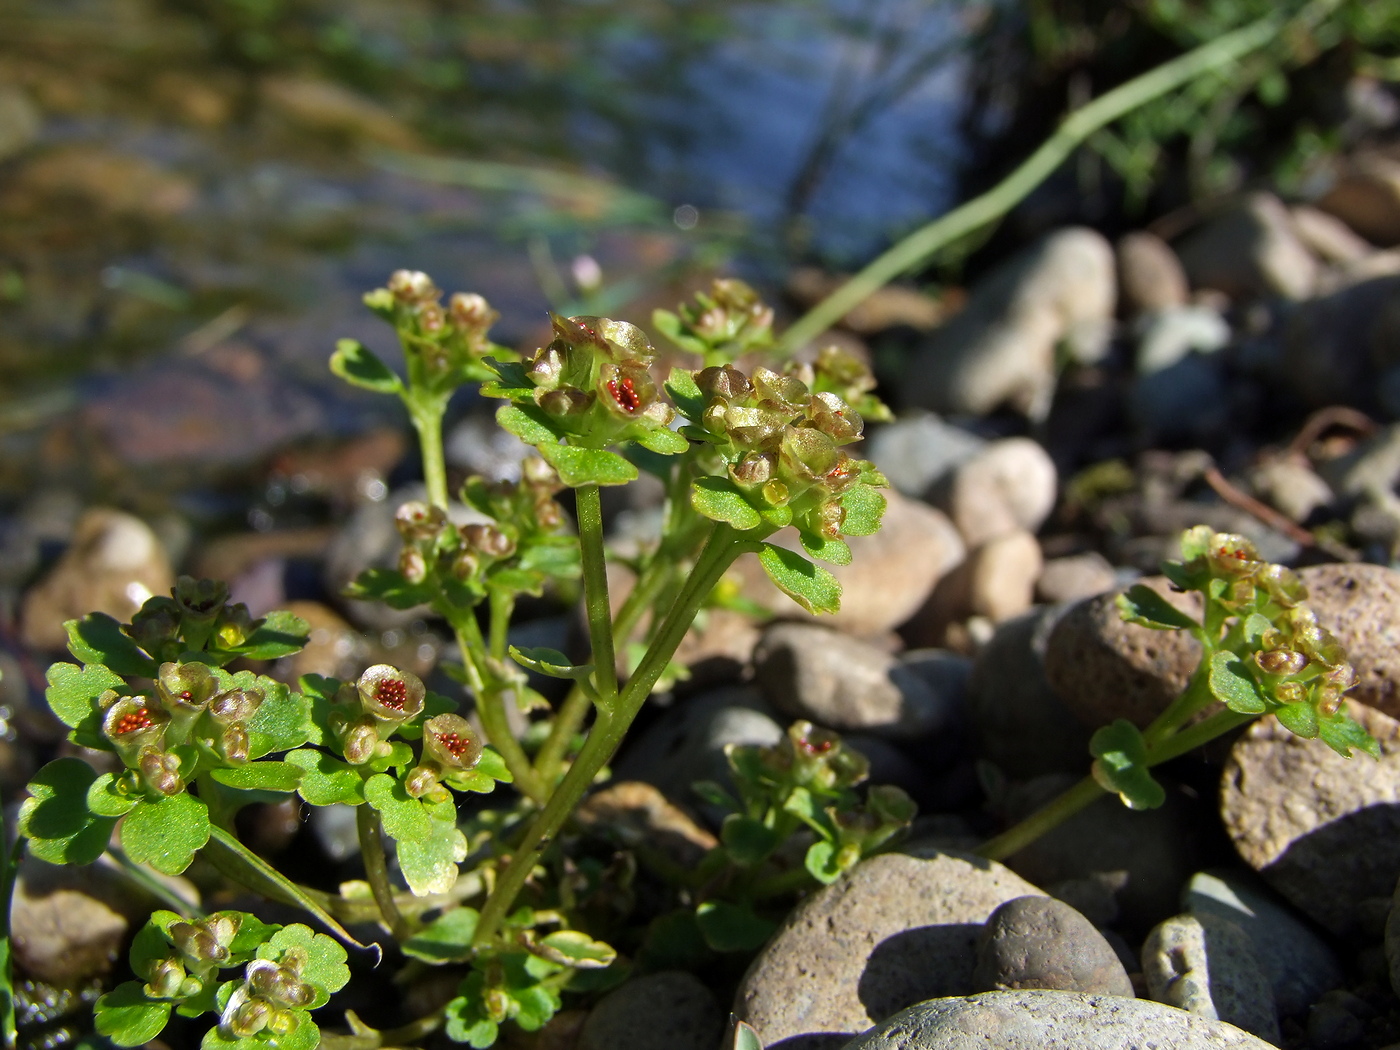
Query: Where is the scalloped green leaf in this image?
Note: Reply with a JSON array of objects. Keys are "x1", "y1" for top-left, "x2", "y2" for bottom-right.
[
  {"x1": 1089, "y1": 718, "x2": 1165, "y2": 810},
  {"x1": 65, "y1": 614, "x2": 158, "y2": 678},
  {"x1": 1317, "y1": 707, "x2": 1380, "y2": 759},
  {"x1": 757, "y1": 543, "x2": 841, "y2": 615},
  {"x1": 344, "y1": 568, "x2": 436, "y2": 609},
  {"x1": 509, "y1": 645, "x2": 593, "y2": 681},
  {"x1": 394, "y1": 795, "x2": 467, "y2": 896},
  {"x1": 232, "y1": 609, "x2": 310, "y2": 661},
  {"x1": 330, "y1": 338, "x2": 403, "y2": 395},
  {"x1": 120, "y1": 792, "x2": 210, "y2": 874},
  {"x1": 799, "y1": 531, "x2": 852, "y2": 566},
  {"x1": 285, "y1": 749, "x2": 366, "y2": 806},
  {"x1": 695, "y1": 901, "x2": 775, "y2": 953},
  {"x1": 839, "y1": 483, "x2": 886, "y2": 537},
  {"x1": 402, "y1": 908, "x2": 479, "y2": 964},
  {"x1": 45, "y1": 661, "x2": 123, "y2": 732},
  {"x1": 664, "y1": 366, "x2": 706, "y2": 421},
  {"x1": 210, "y1": 762, "x2": 303, "y2": 794},
  {"x1": 1274, "y1": 700, "x2": 1318, "y2": 738},
  {"x1": 731, "y1": 1018, "x2": 765, "y2": 1050},
  {"x1": 540, "y1": 444, "x2": 638, "y2": 486},
  {"x1": 86, "y1": 772, "x2": 138, "y2": 818},
  {"x1": 481, "y1": 358, "x2": 535, "y2": 400},
  {"x1": 804, "y1": 839, "x2": 846, "y2": 884},
  {"x1": 94, "y1": 982, "x2": 172, "y2": 1047},
  {"x1": 691, "y1": 477, "x2": 762, "y2": 531},
  {"x1": 19, "y1": 758, "x2": 116, "y2": 865},
  {"x1": 634, "y1": 425, "x2": 690, "y2": 455},
  {"x1": 496, "y1": 404, "x2": 561, "y2": 446},
  {"x1": 720, "y1": 814, "x2": 780, "y2": 866},
  {"x1": 365, "y1": 774, "x2": 430, "y2": 839},
  {"x1": 1208, "y1": 651, "x2": 1267, "y2": 714},
  {"x1": 258, "y1": 924, "x2": 350, "y2": 1008},
  {"x1": 1116, "y1": 585, "x2": 1198, "y2": 631}
]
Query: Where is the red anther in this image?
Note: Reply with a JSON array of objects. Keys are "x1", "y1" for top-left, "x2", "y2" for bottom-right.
[
  {"x1": 608, "y1": 376, "x2": 641, "y2": 413},
  {"x1": 178, "y1": 692, "x2": 193, "y2": 701},
  {"x1": 115, "y1": 709, "x2": 156, "y2": 734},
  {"x1": 798, "y1": 737, "x2": 833, "y2": 755},
  {"x1": 436, "y1": 731, "x2": 473, "y2": 759},
  {"x1": 375, "y1": 679, "x2": 408, "y2": 711}
]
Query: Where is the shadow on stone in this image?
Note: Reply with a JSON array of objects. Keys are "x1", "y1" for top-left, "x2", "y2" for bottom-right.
[{"x1": 857, "y1": 923, "x2": 983, "y2": 1021}]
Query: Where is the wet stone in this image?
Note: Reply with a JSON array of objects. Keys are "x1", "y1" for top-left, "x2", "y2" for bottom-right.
[{"x1": 972, "y1": 895, "x2": 1133, "y2": 997}]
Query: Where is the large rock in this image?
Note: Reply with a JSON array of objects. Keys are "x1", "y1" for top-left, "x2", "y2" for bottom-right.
[
  {"x1": 19, "y1": 507, "x2": 175, "y2": 651},
  {"x1": 1043, "y1": 577, "x2": 1204, "y2": 731},
  {"x1": 931, "y1": 438, "x2": 1058, "y2": 550},
  {"x1": 1175, "y1": 192, "x2": 1318, "y2": 301},
  {"x1": 841, "y1": 990, "x2": 1281, "y2": 1050},
  {"x1": 1297, "y1": 562, "x2": 1400, "y2": 719},
  {"x1": 973, "y1": 896, "x2": 1133, "y2": 997},
  {"x1": 732, "y1": 489, "x2": 965, "y2": 637},
  {"x1": 733, "y1": 851, "x2": 1044, "y2": 1049},
  {"x1": 1220, "y1": 703, "x2": 1400, "y2": 936},
  {"x1": 905, "y1": 228, "x2": 1115, "y2": 419},
  {"x1": 577, "y1": 971, "x2": 724, "y2": 1050}
]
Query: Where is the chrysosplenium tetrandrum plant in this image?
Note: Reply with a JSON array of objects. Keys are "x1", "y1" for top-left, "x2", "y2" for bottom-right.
[
  {"x1": 979, "y1": 525, "x2": 1378, "y2": 861},
  {"x1": 17, "y1": 274, "x2": 912, "y2": 1049}
]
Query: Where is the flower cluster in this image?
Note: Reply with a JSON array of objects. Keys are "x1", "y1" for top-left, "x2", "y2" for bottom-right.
[
  {"x1": 127, "y1": 577, "x2": 262, "y2": 663},
  {"x1": 219, "y1": 949, "x2": 317, "y2": 1041},
  {"x1": 406, "y1": 713, "x2": 485, "y2": 801},
  {"x1": 329, "y1": 664, "x2": 427, "y2": 765},
  {"x1": 100, "y1": 662, "x2": 264, "y2": 795},
  {"x1": 651, "y1": 278, "x2": 775, "y2": 365},
  {"x1": 363, "y1": 270, "x2": 509, "y2": 388}
]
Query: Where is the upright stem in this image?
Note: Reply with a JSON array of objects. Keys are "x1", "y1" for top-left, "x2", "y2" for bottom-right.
[
  {"x1": 473, "y1": 525, "x2": 746, "y2": 947},
  {"x1": 575, "y1": 483, "x2": 619, "y2": 704},
  {"x1": 407, "y1": 397, "x2": 450, "y2": 511},
  {"x1": 357, "y1": 806, "x2": 411, "y2": 942},
  {"x1": 977, "y1": 775, "x2": 1104, "y2": 863}
]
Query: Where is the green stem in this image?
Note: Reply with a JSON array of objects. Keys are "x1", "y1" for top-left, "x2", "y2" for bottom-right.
[
  {"x1": 777, "y1": 10, "x2": 1287, "y2": 352},
  {"x1": 1146, "y1": 709, "x2": 1257, "y2": 767},
  {"x1": 320, "y1": 1006, "x2": 447, "y2": 1050},
  {"x1": 976, "y1": 774, "x2": 1105, "y2": 863},
  {"x1": 406, "y1": 395, "x2": 451, "y2": 511},
  {"x1": 0, "y1": 829, "x2": 19, "y2": 1050},
  {"x1": 488, "y1": 588, "x2": 513, "y2": 662},
  {"x1": 357, "y1": 806, "x2": 411, "y2": 941},
  {"x1": 575, "y1": 483, "x2": 619, "y2": 705},
  {"x1": 750, "y1": 863, "x2": 817, "y2": 901},
  {"x1": 473, "y1": 525, "x2": 747, "y2": 948},
  {"x1": 1141, "y1": 653, "x2": 1216, "y2": 749}
]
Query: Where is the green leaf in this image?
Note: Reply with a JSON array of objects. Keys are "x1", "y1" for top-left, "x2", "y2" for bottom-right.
[
  {"x1": 839, "y1": 483, "x2": 886, "y2": 537},
  {"x1": 781, "y1": 785, "x2": 835, "y2": 839},
  {"x1": 1317, "y1": 708, "x2": 1380, "y2": 759},
  {"x1": 86, "y1": 773, "x2": 138, "y2": 817},
  {"x1": 395, "y1": 797, "x2": 468, "y2": 896},
  {"x1": 364, "y1": 774, "x2": 430, "y2": 839},
  {"x1": 720, "y1": 815, "x2": 781, "y2": 866},
  {"x1": 258, "y1": 925, "x2": 350, "y2": 1008},
  {"x1": 691, "y1": 779, "x2": 738, "y2": 812},
  {"x1": 285, "y1": 749, "x2": 366, "y2": 806},
  {"x1": 760, "y1": 503, "x2": 793, "y2": 529},
  {"x1": 120, "y1": 792, "x2": 210, "y2": 875},
  {"x1": 1208, "y1": 651, "x2": 1267, "y2": 714},
  {"x1": 664, "y1": 367, "x2": 706, "y2": 421},
  {"x1": 540, "y1": 444, "x2": 638, "y2": 486},
  {"x1": 210, "y1": 762, "x2": 303, "y2": 794},
  {"x1": 757, "y1": 544, "x2": 841, "y2": 615},
  {"x1": 496, "y1": 404, "x2": 561, "y2": 446},
  {"x1": 537, "y1": 930, "x2": 616, "y2": 969},
  {"x1": 446, "y1": 976, "x2": 500, "y2": 1049},
  {"x1": 402, "y1": 908, "x2": 479, "y2": 964},
  {"x1": 511, "y1": 981, "x2": 562, "y2": 1031},
  {"x1": 731, "y1": 1017, "x2": 765, "y2": 1050},
  {"x1": 94, "y1": 982, "x2": 172, "y2": 1047},
  {"x1": 695, "y1": 901, "x2": 776, "y2": 953},
  {"x1": 65, "y1": 614, "x2": 158, "y2": 677},
  {"x1": 1241, "y1": 613, "x2": 1273, "y2": 647},
  {"x1": 691, "y1": 477, "x2": 762, "y2": 531},
  {"x1": 799, "y1": 531, "x2": 852, "y2": 566},
  {"x1": 330, "y1": 338, "x2": 403, "y2": 395},
  {"x1": 1089, "y1": 719, "x2": 1166, "y2": 810},
  {"x1": 804, "y1": 839, "x2": 846, "y2": 884},
  {"x1": 446, "y1": 745, "x2": 513, "y2": 793},
  {"x1": 634, "y1": 426, "x2": 690, "y2": 455},
  {"x1": 45, "y1": 662, "x2": 123, "y2": 731},
  {"x1": 1115, "y1": 585, "x2": 1198, "y2": 631},
  {"x1": 480, "y1": 358, "x2": 535, "y2": 400},
  {"x1": 232, "y1": 609, "x2": 310, "y2": 661},
  {"x1": 344, "y1": 568, "x2": 436, "y2": 610},
  {"x1": 18, "y1": 758, "x2": 116, "y2": 865},
  {"x1": 201, "y1": 826, "x2": 369, "y2": 953},
  {"x1": 1274, "y1": 701, "x2": 1318, "y2": 738},
  {"x1": 508, "y1": 645, "x2": 593, "y2": 681},
  {"x1": 487, "y1": 567, "x2": 547, "y2": 598}
]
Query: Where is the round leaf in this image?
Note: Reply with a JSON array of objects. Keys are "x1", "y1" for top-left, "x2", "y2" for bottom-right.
[
  {"x1": 121, "y1": 792, "x2": 210, "y2": 875},
  {"x1": 756, "y1": 544, "x2": 841, "y2": 615},
  {"x1": 691, "y1": 477, "x2": 762, "y2": 531},
  {"x1": 330, "y1": 339, "x2": 403, "y2": 394},
  {"x1": 94, "y1": 982, "x2": 172, "y2": 1047}
]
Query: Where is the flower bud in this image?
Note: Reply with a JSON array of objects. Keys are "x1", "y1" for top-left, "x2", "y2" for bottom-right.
[
  {"x1": 128, "y1": 600, "x2": 183, "y2": 662},
  {"x1": 761, "y1": 479, "x2": 789, "y2": 506},
  {"x1": 219, "y1": 723, "x2": 250, "y2": 765},
  {"x1": 451, "y1": 549, "x2": 481, "y2": 582},
  {"x1": 226, "y1": 996, "x2": 271, "y2": 1038},
  {"x1": 341, "y1": 717, "x2": 380, "y2": 765},
  {"x1": 144, "y1": 957, "x2": 187, "y2": 999},
  {"x1": 421, "y1": 713, "x2": 483, "y2": 772},
  {"x1": 815, "y1": 498, "x2": 846, "y2": 539},
  {"x1": 174, "y1": 576, "x2": 227, "y2": 649},
  {"x1": 731, "y1": 452, "x2": 774, "y2": 486},
  {"x1": 213, "y1": 603, "x2": 257, "y2": 650},
  {"x1": 404, "y1": 765, "x2": 442, "y2": 800},
  {"x1": 462, "y1": 523, "x2": 517, "y2": 559},
  {"x1": 399, "y1": 546, "x2": 429, "y2": 585},
  {"x1": 537, "y1": 387, "x2": 593, "y2": 418},
  {"x1": 387, "y1": 270, "x2": 439, "y2": 304},
  {"x1": 155, "y1": 662, "x2": 218, "y2": 727},
  {"x1": 138, "y1": 747, "x2": 185, "y2": 796},
  {"x1": 395, "y1": 500, "x2": 447, "y2": 542},
  {"x1": 1255, "y1": 648, "x2": 1308, "y2": 677},
  {"x1": 209, "y1": 688, "x2": 264, "y2": 724},
  {"x1": 248, "y1": 959, "x2": 315, "y2": 1010},
  {"x1": 1257, "y1": 563, "x2": 1307, "y2": 607},
  {"x1": 521, "y1": 456, "x2": 561, "y2": 489},
  {"x1": 808, "y1": 391, "x2": 863, "y2": 443},
  {"x1": 1206, "y1": 533, "x2": 1262, "y2": 577},
  {"x1": 527, "y1": 346, "x2": 565, "y2": 388},
  {"x1": 417, "y1": 302, "x2": 446, "y2": 333},
  {"x1": 1275, "y1": 681, "x2": 1306, "y2": 705},
  {"x1": 752, "y1": 367, "x2": 810, "y2": 411},
  {"x1": 696, "y1": 365, "x2": 753, "y2": 402},
  {"x1": 356, "y1": 665, "x2": 425, "y2": 727},
  {"x1": 265, "y1": 1008, "x2": 300, "y2": 1038},
  {"x1": 449, "y1": 292, "x2": 498, "y2": 332}
]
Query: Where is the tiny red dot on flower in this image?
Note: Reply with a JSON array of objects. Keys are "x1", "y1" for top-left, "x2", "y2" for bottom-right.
[
  {"x1": 115, "y1": 709, "x2": 155, "y2": 734},
  {"x1": 798, "y1": 736, "x2": 833, "y2": 755},
  {"x1": 436, "y1": 732, "x2": 472, "y2": 759},
  {"x1": 178, "y1": 691, "x2": 193, "y2": 701},
  {"x1": 375, "y1": 679, "x2": 408, "y2": 711},
  {"x1": 608, "y1": 376, "x2": 641, "y2": 413}
]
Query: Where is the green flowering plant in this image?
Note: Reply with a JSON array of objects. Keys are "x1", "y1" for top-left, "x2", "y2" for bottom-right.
[{"x1": 15, "y1": 273, "x2": 900, "y2": 1049}]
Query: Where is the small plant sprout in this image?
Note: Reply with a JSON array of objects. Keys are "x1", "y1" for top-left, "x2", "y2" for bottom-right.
[{"x1": 978, "y1": 526, "x2": 1378, "y2": 862}]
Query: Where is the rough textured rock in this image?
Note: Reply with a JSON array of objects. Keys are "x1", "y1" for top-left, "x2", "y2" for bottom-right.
[
  {"x1": 968, "y1": 607, "x2": 1092, "y2": 779},
  {"x1": 1220, "y1": 703, "x2": 1400, "y2": 936},
  {"x1": 1036, "y1": 552, "x2": 1117, "y2": 605},
  {"x1": 1186, "y1": 869, "x2": 1341, "y2": 1017},
  {"x1": 1117, "y1": 231, "x2": 1190, "y2": 316},
  {"x1": 753, "y1": 623, "x2": 954, "y2": 740},
  {"x1": 733, "y1": 851, "x2": 1044, "y2": 1049},
  {"x1": 733, "y1": 489, "x2": 965, "y2": 636},
  {"x1": 1298, "y1": 563, "x2": 1400, "y2": 719},
  {"x1": 1043, "y1": 577, "x2": 1204, "y2": 731},
  {"x1": 973, "y1": 896, "x2": 1133, "y2": 997},
  {"x1": 932, "y1": 438, "x2": 1058, "y2": 549},
  {"x1": 19, "y1": 507, "x2": 175, "y2": 651},
  {"x1": 1142, "y1": 913, "x2": 1281, "y2": 1044},
  {"x1": 577, "y1": 971, "x2": 724, "y2": 1050},
  {"x1": 1317, "y1": 153, "x2": 1400, "y2": 246},
  {"x1": 842, "y1": 990, "x2": 1282, "y2": 1050},
  {"x1": 1175, "y1": 192, "x2": 1319, "y2": 300},
  {"x1": 905, "y1": 228, "x2": 1116, "y2": 419}
]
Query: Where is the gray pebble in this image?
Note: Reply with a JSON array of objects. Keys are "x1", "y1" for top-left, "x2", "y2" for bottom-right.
[
  {"x1": 577, "y1": 971, "x2": 724, "y2": 1050},
  {"x1": 973, "y1": 895, "x2": 1133, "y2": 996}
]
